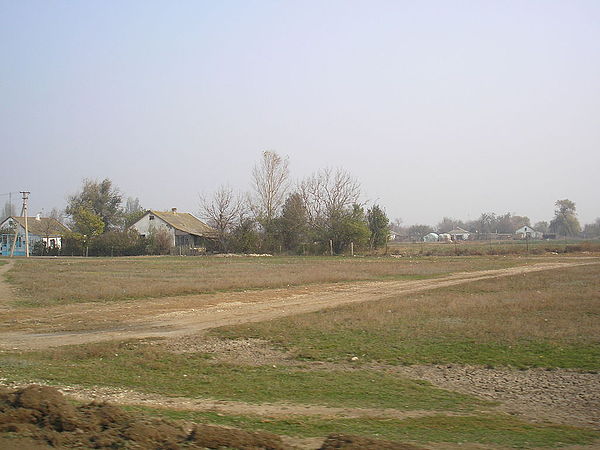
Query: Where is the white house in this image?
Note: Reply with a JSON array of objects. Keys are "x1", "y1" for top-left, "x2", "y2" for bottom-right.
[
  {"x1": 0, "y1": 215, "x2": 70, "y2": 256},
  {"x1": 515, "y1": 226, "x2": 543, "y2": 240},
  {"x1": 130, "y1": 208, "x2": 217, "y2": 249},
  {"x1": 447, "y1": 227, "x2": 470, "y2": 241}
]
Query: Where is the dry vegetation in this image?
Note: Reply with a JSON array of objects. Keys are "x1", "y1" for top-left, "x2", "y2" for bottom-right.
[
  {"x1": 1, "y1": 255, "x2": 599, "y2": 448},
  {"x1": 215, "y1": 262, "x2": 600, "y2": 369},
  {"x1": 5, "y1": 255, "x2": 530, "y2": 305},
  {"x1": 388, "y1": 239, "x2": 600, "y2": 256}
]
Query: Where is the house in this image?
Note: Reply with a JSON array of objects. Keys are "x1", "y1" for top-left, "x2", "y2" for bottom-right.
[
  {"x1": 515, "y1": 226, "x2": 543, "y2": 240},
  {"x1": 130, "y1": 208, "x2": 217, "y2": 250},
  {"x1": 447, "y1": 227, "x2": 470, "y2": 241},
  {"x1": 0, "y1": 215, "x2": 70, "y2": 256}
]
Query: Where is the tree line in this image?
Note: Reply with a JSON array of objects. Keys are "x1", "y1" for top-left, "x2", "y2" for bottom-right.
[{"x1": 393, "y1": 199, "x2": 599, "y2": 240}]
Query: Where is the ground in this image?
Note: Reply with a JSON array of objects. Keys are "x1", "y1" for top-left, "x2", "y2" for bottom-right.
[{"x1": 0, "y1": 254, "x2": 598, "y2": 449}]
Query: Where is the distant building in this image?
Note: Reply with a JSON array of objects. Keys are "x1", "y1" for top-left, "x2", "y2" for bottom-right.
[
  {"x1": 423, "y1": 232, "x2": 439, "y2": 242},
  {"x1": 515, "y1": 226, "x2": 543, "y2": 240},
  {"x1": 0, "y1": 215, "x2": 70, "y2": 256},
  {"x1": 447, "y1": 227, "x2": 470, "y2": 241},
  {"x1": 130, "y1": 208, "x2": 217, "y2": 250},
  {"x1": 438, "y1": 233, "x2": 452, "y2": 242}
]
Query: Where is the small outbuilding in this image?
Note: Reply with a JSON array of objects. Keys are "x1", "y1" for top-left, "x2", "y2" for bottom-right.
[
  {"x1": 447, "y1": 227, "x2": 470, "y2": 241},
  {"x1": 438, "y1": 233, "x2": 452, "y2": 242},
  {"x1": 423, "y1": 232, "x2": 439, "y2": 242},
  {"x1": 515, "y1": 226, "x2": 543, "y2": 240}
]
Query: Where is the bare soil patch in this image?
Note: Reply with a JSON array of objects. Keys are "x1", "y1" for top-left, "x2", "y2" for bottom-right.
[
  {"x1": 162, "y1": 336, "x2": 298, "y2": 366},
  {"x1": 387, "y1": 364, "x2": 600, "y2": 429}
]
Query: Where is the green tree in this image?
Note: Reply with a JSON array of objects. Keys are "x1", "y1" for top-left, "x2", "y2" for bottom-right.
[
  {"x1": 123, "y1": 197, "x2": 145, "y2": 229},
  {"x1": 71, "y1": 207, "x2": 105, "y2": 237},
  {"x1": 549, "y1": 199, "x2": 581, "y2": 237},
  {"x1": 70, "y1": 207, "x2": 105, "y2": 256},
  {"x1": 66, "y1": 178, "x2": 123, "y2": 231},
  {"x1": 330, "y1": 204, "x2": 370, "y2": 253},
  {"x1": 278, "y1": 193, "x2": 308, "y2": 252},
  {"x1": 367, "y1": 204, "x2": 389, "y2": 249}
]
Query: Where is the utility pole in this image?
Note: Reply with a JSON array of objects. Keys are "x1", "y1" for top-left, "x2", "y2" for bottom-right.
[
  {"x1": 9, "y1": 191, "x2": 30, "y2": 257},
  {"x1": 22, "y1": 192, "x2": 30, "y2": 257}
]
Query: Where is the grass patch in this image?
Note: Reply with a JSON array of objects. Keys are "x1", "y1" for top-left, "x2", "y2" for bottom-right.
[
  {"x1": 213, "y1": 263, "x2": 600, "y2": 370},
  {"x1": 6, "y1": 255, "x2": 529, "y2": 306},
  {"x1": 0, "y1": 342, "x2": 487, "y2": 411},
  {"x1": 124, "y1": 406, "x2": 599, "y2": 448}
]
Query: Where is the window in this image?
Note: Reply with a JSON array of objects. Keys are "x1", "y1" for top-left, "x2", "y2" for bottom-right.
[{"x1": 149, "y1": 215, "x2": 155, "y2": 221}]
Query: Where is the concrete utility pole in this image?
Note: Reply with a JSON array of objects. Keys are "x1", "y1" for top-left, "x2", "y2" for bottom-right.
[
  {"x1": 9, "y1": 191, "x2": 30, "y2": 257},
  {"x1": 22, "y1": 192, "x2": 30, "y2": 257}
]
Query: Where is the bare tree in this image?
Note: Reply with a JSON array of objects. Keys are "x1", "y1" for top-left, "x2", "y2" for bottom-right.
[
  {"x1": 298, "y1": 168, "x2": 361, "y2": 226},
  {"x1": 200, "y1": 185, "x2": 243, "y2": 252},
  {"x1": 250, "y1": 151, "x2": 289, "y2": 225},
  {"x1": 1, "y1": 201, "x2": 15, "y2": 222}
]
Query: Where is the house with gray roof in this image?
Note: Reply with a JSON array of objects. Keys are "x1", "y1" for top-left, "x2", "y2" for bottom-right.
[{"x1": 130, "y1": 208, "x2": 217, "y2": 250}]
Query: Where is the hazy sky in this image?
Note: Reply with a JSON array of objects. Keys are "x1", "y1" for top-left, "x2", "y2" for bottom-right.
[{"x1": 1, "y1": 0, "x2": 599, "y2": 226}]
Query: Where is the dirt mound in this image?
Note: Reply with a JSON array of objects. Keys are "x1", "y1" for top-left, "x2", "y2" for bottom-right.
[
  {"x1": 0, "y1": 385, "x2": 286, "y2": 449},
  {"x1": 319, "y1": 433, "x2": 426, "y2": 449},
  {"x1": 0, "y1": 385, "x2": 428, "y2": 449}
]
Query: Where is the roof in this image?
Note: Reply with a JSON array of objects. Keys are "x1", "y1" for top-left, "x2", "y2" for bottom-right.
[
  {"x1": 149, "y1": 210, "x2": 217, "y2": 238},
  {"x1": 515, "y1": 226, "x2": 538, "y2": 233},
  {"x1": 447, "y1": 227, "x2": 470, "y2": 235},
  {"x1": 3, "y1": 216, "x2": 70, "y2": 236}
]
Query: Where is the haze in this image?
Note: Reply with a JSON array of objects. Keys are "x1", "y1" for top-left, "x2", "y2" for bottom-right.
[{"x1": 1, "y1": 0, "x2": 599, "y2": 225}]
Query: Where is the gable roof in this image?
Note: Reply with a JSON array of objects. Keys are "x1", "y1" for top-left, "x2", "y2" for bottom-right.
[
  {"x1": 2, "y1": 216, "x2": 70, "y2": 236},
  {"x1": 447, "y1": 227, "x2": 470, "y2": 235},
  {"x1": 149, "y1": 210, "x2": 217, "y2": 238},
  {"x1": 515, "y1": 226, "x2": 538, "y2": 233}
]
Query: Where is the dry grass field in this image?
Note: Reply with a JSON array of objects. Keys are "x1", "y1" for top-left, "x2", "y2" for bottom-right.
[
  {"x1": 0, "y1": 254, "x2": 599, "y2": 448},
  {"x1": 6, "y1": 255, "x2": 533, "y2": 305}
]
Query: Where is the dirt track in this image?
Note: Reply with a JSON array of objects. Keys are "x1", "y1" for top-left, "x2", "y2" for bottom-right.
[{"x1": 0, "y1": 260, "x2": 592, "y2": 350}]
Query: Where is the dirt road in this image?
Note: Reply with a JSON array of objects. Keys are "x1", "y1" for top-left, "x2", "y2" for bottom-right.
[{"x1": 0, "y1": 260, "x2": 592, "y2": 350}]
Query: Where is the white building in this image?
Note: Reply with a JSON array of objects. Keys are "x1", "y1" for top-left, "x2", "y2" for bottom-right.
[
  {"x1": 515, "y1": 226, "x2": 543, "y2": 240},
  {"x1": 423, "y1": 232, "x2": 439, "y2": 242},
  {"x1": 130, "y1": 208, "x2": 217, "y2": 249},
  {"x1": 447, "y1": 227, "x2": 470, "y2": 241}
]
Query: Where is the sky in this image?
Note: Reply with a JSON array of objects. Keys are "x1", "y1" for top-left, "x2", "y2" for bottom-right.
[{"x1": 1, "y1": 0, "x2": 599, "y2": 226}]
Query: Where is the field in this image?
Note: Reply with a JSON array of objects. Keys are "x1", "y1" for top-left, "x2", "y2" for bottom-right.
[{"x1": 0, "y1": 254, "x2": 599, "y2": 449}]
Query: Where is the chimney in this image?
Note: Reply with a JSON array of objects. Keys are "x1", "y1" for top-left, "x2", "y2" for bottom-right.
[{"x1": 171, "y1": 208, "x2": 177, "y2": 214}]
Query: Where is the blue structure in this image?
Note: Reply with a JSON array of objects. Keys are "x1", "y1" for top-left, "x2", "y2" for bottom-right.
[
  {"x1": 0, "y1": 233, "x2": 31, "y2": 256},
  {"x1": 0, "y1": 216, "x2": 70, "y2": 256}
]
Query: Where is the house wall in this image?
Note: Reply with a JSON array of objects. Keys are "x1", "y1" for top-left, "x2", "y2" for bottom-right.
[
  {"x1": 130, "y1": 213, "x2": 176, "y2": 246},
  {"x1": 0, "y1": 219, "x2": 45, "y2": 256}
]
